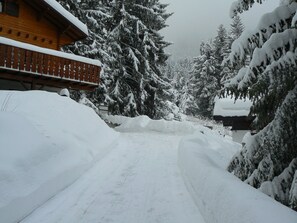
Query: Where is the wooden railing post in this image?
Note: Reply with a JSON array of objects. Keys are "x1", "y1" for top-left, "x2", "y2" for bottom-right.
[
  {"x1": 0, "y1": 45, "x2": 6, "y2": 67},
  {"x1": 19, "y1": 48, "x2": 25, "y2": 70},
  {"x1": 6, "y1": 46, "x2": 12, "y2": 68},
  {"x1": 37, "y1": 52, "x2": 43, "y2": 74},
  {"x1": 64, "y1": 59, "x2": 70, "y2": 79},
  {"x1": 31, "y1": 51, "x2": 37, "y2": 73},
  {"x1": 25, "y1": 50, "x2": 32, "y2": 72},
  {"x1": 12, "y1": 47, "x2": 19, "y2": 69}
]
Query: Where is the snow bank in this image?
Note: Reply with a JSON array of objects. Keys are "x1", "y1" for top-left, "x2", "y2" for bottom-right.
[
  {"x1": 0, "y1": 91, "x2": 118, "y2": 223},
  {"x1": 106, "y1": 115, "x2": 230, "y2": 137},
  {"x1": 179, "y1": 131, "x2": 297, "y2": 223},
  {"x1": 104, "y1": 115, "x2": 131, "y2": 126},
  {"x1": 110, "y1": 115, "x2": 195, "y2": 134}
]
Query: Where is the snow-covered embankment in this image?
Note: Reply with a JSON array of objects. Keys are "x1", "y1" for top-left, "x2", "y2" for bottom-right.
[
  {"x1": 179, "y1": 130, "x2": 297, "y2": 223},
  {"x1": 0, "y1": 91, "x2": 118, "y2": 223}
]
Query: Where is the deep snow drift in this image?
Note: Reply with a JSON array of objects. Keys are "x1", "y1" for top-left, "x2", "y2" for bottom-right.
[{"x1": 0, "y1": 91, "x2": 118, "y2": 223}]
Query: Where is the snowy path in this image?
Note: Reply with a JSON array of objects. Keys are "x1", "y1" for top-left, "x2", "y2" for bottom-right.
[{"x1": 21, "y1": 132, "x2": 205, "y2": 223}]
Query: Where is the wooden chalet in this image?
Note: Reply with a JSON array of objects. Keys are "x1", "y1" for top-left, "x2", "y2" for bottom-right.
[
  {"x1": 213, "y1": 97, "x2": 255, "y2": 143},
  {"x1": 0, "y1": 0, "x2": 101, "y2": 91}
]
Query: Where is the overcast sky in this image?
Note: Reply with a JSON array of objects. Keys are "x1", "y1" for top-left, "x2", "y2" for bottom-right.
[{"x1": 160, "y1": 0, "x2": 279, "y2": 60}]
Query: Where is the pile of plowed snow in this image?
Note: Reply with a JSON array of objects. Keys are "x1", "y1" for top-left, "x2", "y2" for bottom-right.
[
  {"x1": 106, "y1": 115, "x2": 207, "y2": 135},
  {"x1": 0, "y1": 91, "x2": 118, "y2": 223},
  {"x1": 179, "y1": 131, "x2": 297, "y2": 223}
]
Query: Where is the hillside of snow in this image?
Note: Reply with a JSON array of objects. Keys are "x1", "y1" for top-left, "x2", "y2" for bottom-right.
[{"x1": 0, "y1": 91, "x2": 118, "y2": 223}]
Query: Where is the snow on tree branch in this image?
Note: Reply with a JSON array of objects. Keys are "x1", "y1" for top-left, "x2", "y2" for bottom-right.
[
  {"x1": 250, "y1": 29, "x2": 297, "y2": 68},
  {"x1": 227, "y1": 29, "x2": 297, "y2": 91},
  {"x1": 230, "y1": 0, "x2": 266, "y2": 18},
  {"x1": 226, "y1": 2, "x2": 297, "y2": 66}
]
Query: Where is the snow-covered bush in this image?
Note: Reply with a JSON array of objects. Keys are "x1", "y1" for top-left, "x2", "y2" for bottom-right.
[{"x1": 59, "y1": 88, "x2": 70, "y2": 97}]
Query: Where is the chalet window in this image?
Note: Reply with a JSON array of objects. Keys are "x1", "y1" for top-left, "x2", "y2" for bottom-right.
[
  {"x1": 0, "y1": 0, "x2": 19, "y2": 17},
  {"x1": 6, "y1": 0, "x2": 19, "y2": 17},
  {"x1": 0, "y1": 0, "x2": 4, "y2": 12}
]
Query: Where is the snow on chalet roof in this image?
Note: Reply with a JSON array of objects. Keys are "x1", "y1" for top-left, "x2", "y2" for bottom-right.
[
  {"x1": 0, "y1": 37, "x2": 101, "y2": 66},
  {"x1": 213, "y1": 96, "x2": 252, "y2": 117},
  {"x1": 43, "y1": 0, "x2": 88, "y2": 36}
]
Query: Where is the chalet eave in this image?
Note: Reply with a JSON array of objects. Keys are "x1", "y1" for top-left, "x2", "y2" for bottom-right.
[{"x1": 23, "y1": 0, "x2": 88, "y2": 42}]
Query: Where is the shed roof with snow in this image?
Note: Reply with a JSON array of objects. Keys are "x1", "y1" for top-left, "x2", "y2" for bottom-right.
[
  {"x1": 213, "y1": 96, "x2": 252, "y2": 117},
  {"x1": 213, "y1": 97, "x2": 254, "y2": 130}
]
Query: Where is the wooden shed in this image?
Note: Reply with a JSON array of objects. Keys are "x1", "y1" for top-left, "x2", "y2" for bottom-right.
[
  {"x1": 213, "y1": 97, "x2": 255, "y2": 143},
  {"x1": 0, "y1": 0, "x2": 101, "y2": 91}
]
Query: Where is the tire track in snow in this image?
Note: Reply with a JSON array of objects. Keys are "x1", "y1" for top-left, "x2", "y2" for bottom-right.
[
  {"x1": 20, "y1": 132, "x2": 205, "y2": 223},
  {"x1": 1, "y1": 92, "x2": 13, "y2": 111}
]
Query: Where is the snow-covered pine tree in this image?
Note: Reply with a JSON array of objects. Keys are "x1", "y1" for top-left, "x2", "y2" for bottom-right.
[
  {"x1": 191, "y1": 25, "x2": 229, "y2": 118},
  {"x1": 162, "y1": 59, "x2": 198, "y2": 115},
  {"x1": 230, "y1": 15, "x2": 244, "y2": 42},
  {"x1": 58, "y1": 0, "x2": 113, "y2": 106},
  {"x1": 225, "y1": 0, "x2": 297, "y2": 210},
  {"x1": 106, "y1": 0, "x2": 175, "y2": 119},
  {"x1": 191, "y1": 42, "x2": 218, "y2": 118},
  {"x1": 221, "y1": 15, "x2": 245, "y2": 84},
  {"x1": 213, "y1": 24, "x2": 229, "y2": 90}
]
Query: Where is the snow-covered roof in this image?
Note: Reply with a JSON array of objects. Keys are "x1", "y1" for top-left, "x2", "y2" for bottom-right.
[
  {"x1": 213, "y1": 96, "x2": 252, "y2": 117},
  {"x1": 43, "y1": 0, "x2": 88, "y2": 36},
  {"x1": 0, "y1": 37, "x2": 101, "y2": 66}
]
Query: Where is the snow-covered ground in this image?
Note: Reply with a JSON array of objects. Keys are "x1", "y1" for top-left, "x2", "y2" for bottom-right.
[
  {"x1": 21, "y1": 132, "x2": 205, "y2": 223},
  {"x1": 1, "y1": 91, "x2": 297, "y2": 223}
]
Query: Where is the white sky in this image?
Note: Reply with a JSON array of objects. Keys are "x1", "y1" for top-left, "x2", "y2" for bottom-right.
[{"x1": 160, "y1": 0, "x2": 279, "y2": 60}]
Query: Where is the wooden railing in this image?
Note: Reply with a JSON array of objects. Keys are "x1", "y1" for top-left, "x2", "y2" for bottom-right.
[{"x1": 0, "y1": 43, "x2": 100, "y2": 85}]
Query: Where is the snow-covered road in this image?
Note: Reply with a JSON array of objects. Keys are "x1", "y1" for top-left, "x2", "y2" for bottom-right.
[{"x1": 21, "y1": 132, "x2": 205, "y2": 223}]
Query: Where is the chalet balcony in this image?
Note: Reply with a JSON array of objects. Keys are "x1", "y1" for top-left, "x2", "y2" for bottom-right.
[{"x1": 0, "y1": 37, "x2": 101, "y2": 91}]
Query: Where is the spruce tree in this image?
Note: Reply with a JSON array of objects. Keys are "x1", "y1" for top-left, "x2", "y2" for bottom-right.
[
  {"x1": 58, "y1": 0, "x2": 113, "y2": 106},
  {"x1": 58, "y1": 0, "x2": 174, "y2": 119},
  {"x1": 191, "y1": 25, "x2": 229, "y2": 118},
  {"x1": 191, "y1": 42, "x2": 217, "y2": 118},
  {"x1": 106, "y1": 0, "x2": 174, "y2": 118},
  {"x1": 213, "y1": 24, "x2": 228, "y2": 90},
  {"x1": 221, "y1": 15, "x2": 245, "y2": 84},
  {"x1": 230, "y1": 15, "x2": 244, "y2": 42},
  {"x1": 225, "y1": 0, "x2": 297, "y2": 210},
  {"x1": 163, "y1": 59, "x2": 198, "y2": 115}
]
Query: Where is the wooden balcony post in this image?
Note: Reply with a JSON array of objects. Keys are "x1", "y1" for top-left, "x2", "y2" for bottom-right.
[
  {"x1": 64, "y1": 59, "x2": 70, "y2": 79},
  {"x1": 37, "y1": 52, "x2": 43, "y2": 74},
  {"x1": 19, "y1": 48, "x2": 25, "y2": 71},
  {"x1": 54, "y1": 56, "x2": 60, "y2": 77},
  {"x1": 25, "y1": 50, "x2": 32, "y2": 72},
  {"x1": 6, "y1": 46, "x2": 12, "y2": 68},
  {"x1": 12, "y1": 47, "x2": 19, "y2": 70},
  {"x1": 42, "y1": 54, "x2": 48, "y2": 75},
  {"x1": 60, "y1": 57, "x2": 65, "y2": 78},
  {"x1": 31, "y1": 51, "x2": 37, "y2": 73},
  {"x1": 0, "y1": 45, "x2": 6, "y2": 67}
]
